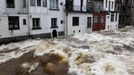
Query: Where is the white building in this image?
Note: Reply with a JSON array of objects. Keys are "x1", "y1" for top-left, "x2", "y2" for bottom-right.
[
  {"x1": 0, "y1": 0, "x2": 29, "y2": 40},
  {"x1": 0, "y1": 0, "x2": 120, "y2": 43},
  {"x1": 0, "y1": 0, "x2": 65, "y2": 43},
  {"x1": 29, "y1": 0, "x2": 65, "y2": 38},
  {"x1": 65, "y1": 0, "x2": 93, "y2": 35},
  {"x1": 65, "y1": 0, "x2": 120, "y2": 35},
  {"x1": 103, "y1": 0, "x2": 119, "y2": 30}
]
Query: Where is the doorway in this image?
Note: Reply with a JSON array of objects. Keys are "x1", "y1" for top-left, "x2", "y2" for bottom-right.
[{"x1": 52, "y1": 30, "x2": 57, "y2": 37}]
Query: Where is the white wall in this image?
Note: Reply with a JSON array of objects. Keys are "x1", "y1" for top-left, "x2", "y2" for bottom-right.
[
  {"x1": 29, "y1": 0, "x2": 48, "y2": 14},
  {"x1": 103, "y1": 0, "x2": 115, "y2": 11},
  {"x1": 105, "y1": 12, "x2": 119, "y2": 30},
  {"x1": 73, "y1": 0, "x2": 81, "y2": 11},
  {"x1": 5, "y1": 0, "x2": 28, "y2": 14},
  {"x1": 29, "y1": 0, "x2": 65, "y2": 36},
  {"x1": 0, "y1": 0, "x2": 6, "y2": 14},
  {"x1": 67, "y1": 13, "x2": 93, "y2": 35},
  {"x1": 0, "y1": 15, "x2": 29, "y2": 38},
  {"x1": 73, "y1": 0, "x2": 87, "y2": 12}
]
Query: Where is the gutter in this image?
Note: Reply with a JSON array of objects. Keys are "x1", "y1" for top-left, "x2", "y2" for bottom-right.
[{"x1": 28, "y1": 0, "x2": 31, "y2": 38}]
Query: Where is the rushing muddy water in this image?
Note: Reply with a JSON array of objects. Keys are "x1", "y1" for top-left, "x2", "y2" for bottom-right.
[{"x1": 0, "y1": 26, "x2": 134, "y2": 75}]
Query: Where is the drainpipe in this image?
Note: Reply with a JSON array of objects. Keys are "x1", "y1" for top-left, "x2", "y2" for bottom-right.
[
  {"x1": 64, "y1": 4, "x2": 68, "y2": 37},
  {"x1": 28, "y1": 0, "x2": 31, "y2": 38},
  {"x1": 65, "y1": 12, "x2": 68, "y2": 36}
]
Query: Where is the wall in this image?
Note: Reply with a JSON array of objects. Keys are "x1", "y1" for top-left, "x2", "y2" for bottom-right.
[
  {"x1": 105, "y1": 12, "x2": 119, "y2": 30},
  {"x1": 93, "y1": 1, "x2": 103, "y2": 12},
  {"x1": 29, "y1": 0, "x2": 65, "y2": 37},
  {"x1": 0, "y1": 0, "x2": 6, "y2": 14},
  {"x1": 67, "y1": 13, "x2": 93, "y2": 35},
  {"x1": 0, "y1": 15, "x2": 29, "y2": 38},
  {"x1": 5, "y1": 0, "x2": 28, "y2": 14},
  {"x1": 103, "y1": 0, "x2": 115, "y2": 11}
]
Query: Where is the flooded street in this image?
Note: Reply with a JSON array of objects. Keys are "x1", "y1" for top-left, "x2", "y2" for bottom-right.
[{"x1": 0, "y1": 27, "x2": 134, "y2": 75}]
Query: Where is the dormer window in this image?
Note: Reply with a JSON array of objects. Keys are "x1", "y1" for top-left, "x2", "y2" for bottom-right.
[
  {"x1": 50, "y1": 0, "x2": 59, "y2": 10},
  {"x1": 6, "y1": 0, "x2": 15, "y2": 8}
]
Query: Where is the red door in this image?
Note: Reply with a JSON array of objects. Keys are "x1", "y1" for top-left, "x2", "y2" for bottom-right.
[{"x1": 93, "y1": 13, "x2": 106, "y2": 31}]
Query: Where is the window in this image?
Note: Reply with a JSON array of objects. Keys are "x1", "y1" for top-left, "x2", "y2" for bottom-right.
[
  {"x1": 23, "y1": 19, "x2": 26, "y2": 25},
  {"x1": 30, "y1": 0, "x2": 35, "y2": 6},
  {"x1": 101, "y1": 16, "x2": 105, "y2": 23},
  {"x1": 6, "y1": 0, "x2": 15, "y2": 8},
  {"x1": 43, "y1": 0, "x2": 47, "y2": 7},
  {"x1": 8, "y1": 16, "x2": 19, "y2": 30},
  {"x1": 32, "y1": 18, "x2": 41, "y2": 29},
  {"x1": 73, "y1": 17, "x2": 79, "y2": 26},
  {"x1": 51, "y1": 18, "x2": 58, "y2": 28},
  {"x1": 112, "y1": 1, "x2": 113, "y2": 9},
  {"x1": 105, "y1": 0, "x2": 107, "y2": 8},
  {"x1": 94, "y1": 16, "x2": 98, "y2": 23},
  {"x1": 109, "y1": 1, "x2": 111, "y2": 10},
  {"x1": 111, "y1": 13, "x2": 114, "y2": 22},
  {"x1": 87, "y1": 17, "x2": 91, "y2": 28},
  {"x1": 23, "y1": 0, "x2": 26, "y2": 8},
  {"x1": 50, "y1": 0, "x2": 59, "y2": 9},
  {"x1": 37, "y1": 0, "x2": 41, "y2": 6},
  {"x1": 115, "y1": 13, "x2": 118, "y2": 21}
]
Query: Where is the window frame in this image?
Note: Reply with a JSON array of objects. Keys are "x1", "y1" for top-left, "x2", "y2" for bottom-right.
[
  {"x1": 105, "y1": 0, "x2": 107, "y2": 8},
  {"x1": 115, "y1": 13, "x2": 118, "y2": 21},
  {"x1": 49, "y1": 0, "x2": 59, "y2": 10},
  {"x1": 51, "y1": 18, "x2": 58, "y2": 28},
  {"x1": 23, "y1": 19, "x2": 27, "y2": 25},
  {"x1": 111, "y1": 13, "x2": 114, "y2": 22},
  {"x1": 43, "y1": 0, "x2": 47, "y2": 7},
  {"x1": 100, "y1": 16, "x2": 105, "y2": 23},
  {"x1": 8, "y1": 16, "x2": 20, "y2": 30},
  {"x1": 72, "y1": 17, "x2": 79, "y2": 26},
  {"x1": 109, "y1": 1, "x2": 111, "y2": 10},
  {"x1": 94, "y1": 16, "x2": 98, "y2": 23},
  {"x1": 37, "y1": 0, "x2": 41, "y2": 6},
  {"x1": 32, "y1": 18, "x2": 41, "y2": 30},
  {"x1": 87, "y1": 17, "x2": 91, "y2": 28},
  {"x1": 112, "y1": 1, "x2": 114, "y2": 9},
  {"x1": 30, "y1": 0, "x2": 35, "y2": 6},
  {"x1": 6, "y1": 0, "x2": 15, "y2": 8},
  {"x1": 23, "y1": 0, "x2": 26, "y2": 8}
]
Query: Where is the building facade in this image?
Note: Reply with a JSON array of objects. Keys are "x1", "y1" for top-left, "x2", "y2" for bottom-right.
[
  {"x1": 0, "y1": 0, "x2": 29, "y2": 42},
  {"x1": 65, "y1": 0, "x2": 93, "y2": 35},
  {"x1": 0, "y1": 0, "x2": 65, "y2": 43},
  {"x1": 0, "y1": 0, "x2": 120, "y2": 43},
  {"x1": 65, "y1": 0, "x2": 119, "y2": 35},
  {"x1": 132, "y1": 0, "x2": 134, "y2": 26},
  {"x1": 116, "y1": 0, "x2": 134, "y2": 28},
  {"x1": 104, "y1": 0, "x2": 119, "y2": 30}
]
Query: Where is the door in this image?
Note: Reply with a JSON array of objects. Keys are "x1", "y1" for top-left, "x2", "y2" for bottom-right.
[
  {"x1": 52, "y1": 30, "x2": 57, "y2": 37},
  {"x1": 93, "y1": 13, "x2": 106, "y2": 31}
]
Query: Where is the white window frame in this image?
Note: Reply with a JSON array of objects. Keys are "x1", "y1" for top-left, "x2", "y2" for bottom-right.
[
  {"x1": 49, "y1": 0, "x2": 59, "y2": 9},
  {"x1": 30, "y1": 0, "x2": 35, "y2": 6},
  {"x1": 43, "y1": 0, "x2": 47, "y2": 7}
]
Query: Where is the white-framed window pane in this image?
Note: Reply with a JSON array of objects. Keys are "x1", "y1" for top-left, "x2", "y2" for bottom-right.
[
  {"x1": 30, "y1": 0, "x2": 35, "y2": 6},
  {"x1": 23, "y1": 0, "x2": 26, "y2": 8},
  {"x1": 43, "y1": 0, "x2": 47, "y2": 7},
  {"x1": 37, "y1": 0, "x2": 41, "y2": 6},
  {"x1": 50, "y1": 0, "x2": 59, "y2": 9}
]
